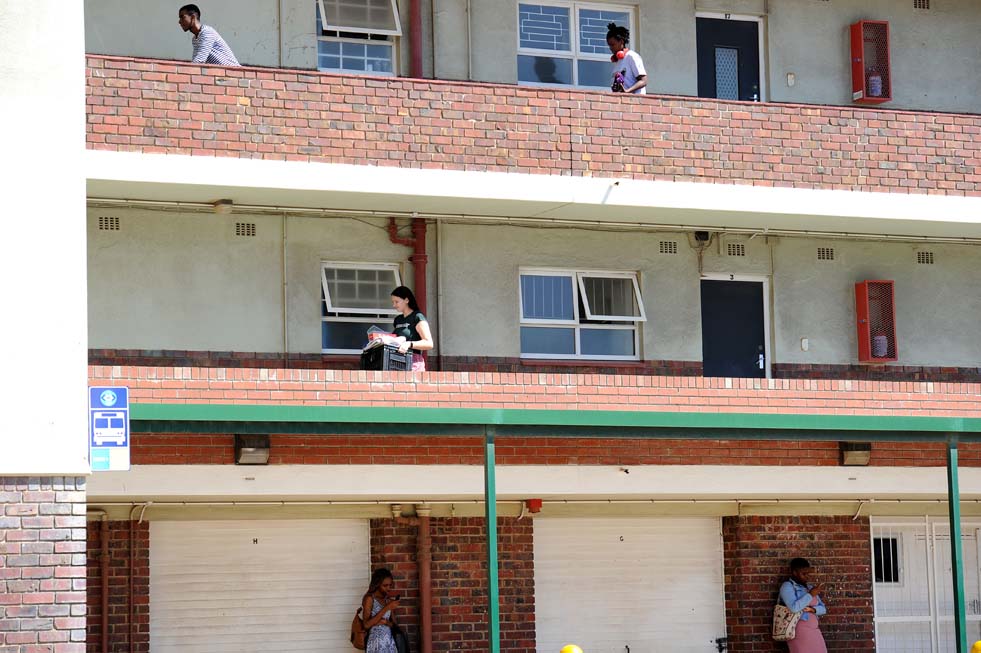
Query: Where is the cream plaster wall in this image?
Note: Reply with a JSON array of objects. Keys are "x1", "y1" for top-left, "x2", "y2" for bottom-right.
[
  {"x1": 430, "y1": 0, "x2": 980, "y2": 111},
  {"x1": 86, "y1": 210, "x2": 981, "y2": 368},
  {"x1": 84, "y1": 0, "x2": 434, "y2": 76},
  {"x1": 2, "y1": 1, "x2": 90, "y2": 474}
]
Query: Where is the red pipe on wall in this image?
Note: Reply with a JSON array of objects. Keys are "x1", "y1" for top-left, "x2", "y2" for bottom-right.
[
  {"x1": 101, "y1": 516, "x2": 109, "y2": 653},
  {"x1": 409, "y1": 0, "x2": 423, "y2": 78},
  {"x1": 388, "y1": 217, "x2": 428, "y2": 315},
  {"x1": 416, "y1": 507, "x2": 433, "y2": 653}
]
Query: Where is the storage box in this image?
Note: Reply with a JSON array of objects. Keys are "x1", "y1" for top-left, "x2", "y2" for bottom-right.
[{"x1": 360, "y1": 344, "x2": 412, "y2": 371}]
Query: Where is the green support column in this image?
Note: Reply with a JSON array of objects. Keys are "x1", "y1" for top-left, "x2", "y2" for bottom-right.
[
  {"x1": 948, "y1": 436, "x2": 968, "y2": 653},
  {"x1": 484, "y1": 426, "x2": 501, "y2": 653}
]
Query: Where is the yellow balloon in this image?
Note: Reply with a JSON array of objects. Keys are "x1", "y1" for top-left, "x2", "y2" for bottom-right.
[
  {"x1": 971, "y1": 641, "x2": 981, "y2": 653},
  {"x1": 560, "y1": 646, "x2": 583, "y2": 653}
]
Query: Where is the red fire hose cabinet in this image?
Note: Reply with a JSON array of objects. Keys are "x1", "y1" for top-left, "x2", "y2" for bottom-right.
[
  {"x1": 855, "y1": 280, "x2": 897, "y2": 363},
  {"x1": 850, "y1": 20, "x2": 892, "y2": 104}
]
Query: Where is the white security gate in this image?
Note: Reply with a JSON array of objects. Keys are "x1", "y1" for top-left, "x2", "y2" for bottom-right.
[
  {"x1": 873, "y1": 518, "x2": 981, "y2": 652},
  {"x1": 534, "y1": 517, "x2": 727, "y2": 653},
  {"x1": 150, "y1": 519, "x2": 370, "y2": 653}
]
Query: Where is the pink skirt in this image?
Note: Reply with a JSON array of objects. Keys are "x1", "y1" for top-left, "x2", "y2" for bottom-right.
[
  {"x1": 411, "y1": 353, "x2": 426, "y2": 372},
  {"x1": 788, "y1": 616, "x2": 827, "y2": 653}
]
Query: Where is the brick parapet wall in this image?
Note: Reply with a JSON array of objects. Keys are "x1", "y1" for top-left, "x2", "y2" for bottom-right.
[
  {"x1": 85, "y1": 56, "x2": 981, "y2": 197},
  {"x1": 85, "y1": 521, "x2": 150, "y2": 653},
  {"x1": 0, "y1": 476, "x2": 88, "y2": 652},
  {"x1": 88, "y1": 365, "x2": 981, "y2": 417},
  {"x1": 88, "y1": 350, "x2": 705, "y2": 377},
  {"x1": 371, "y1": 518, "x2": 535, "y2": 653},
  {"x1": 722, "y1": 515, "x2": 874, "y2": 652},
  {"x1": 89, "y1": 349, "x2": 981, "y2": 382}
]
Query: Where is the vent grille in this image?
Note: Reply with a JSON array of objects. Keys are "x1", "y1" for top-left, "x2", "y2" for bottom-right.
[
  {"x1": 817, "y1": 247, "x2": 835, "y2": 261},
  {"x1": 659, "y1": 240, "x2": 678, "y2": 255},
  {"x1": 235, "y1": 222, "x2": 256, "y2": 237},
  {"x1": 916, "y1": 251, "x2": 934, "y2": 265},
  {"x1": 727, "y1": 243, "x2": 746, "y2": 257},
  {"x1": 98, "y1": 216, "x2": 120, "y2": 231},
  {"x1": 914, "y1": 0, "x2": 929, "y2": 9}
]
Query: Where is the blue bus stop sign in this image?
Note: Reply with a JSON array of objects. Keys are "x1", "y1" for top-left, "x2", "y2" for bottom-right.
[{"x1": 89, "y1": 387, "x2": 130, "y2": 471}]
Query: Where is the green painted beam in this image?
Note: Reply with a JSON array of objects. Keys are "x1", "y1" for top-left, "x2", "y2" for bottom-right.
[
  {"x1": 130, "y1": 403, "x2": 981, "y2": 434},
  {"x1": 131, "y1": 419, "x2": 981, "y2": 443},
  {"x1": 484, "y1": 427, "x2": 501, "y2": 653},
  {"x1": 947, "y1": 437, "x2": 968, "y2": 653}
]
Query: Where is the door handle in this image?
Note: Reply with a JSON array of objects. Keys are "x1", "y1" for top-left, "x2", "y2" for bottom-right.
[{"x1": 757, "y1": 354, "x2": 765, "y2": 370}]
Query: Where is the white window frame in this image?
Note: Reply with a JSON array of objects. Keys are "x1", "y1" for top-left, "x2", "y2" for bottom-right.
[
  {"x1": 517, "y1": 1, "x2": 637, "y2": 89},
  {"x1": 321, "y1": 261, "x2": 401, "y2": 355},
  {"x1": 317, "y1": 0, "x2": 402, "y2": 36},
  {"x1": 518, "y1": 268, "x2": 643, "y2": 361},
  {"x1": 577, "y1": 271, "x2": 647, "y2": 322},
  {"x1": 694, "y1": 11, "x2": 768, "y2": 102},
  {"x1": 316, "y1": 1, "x2": 399, "y2": 76}
]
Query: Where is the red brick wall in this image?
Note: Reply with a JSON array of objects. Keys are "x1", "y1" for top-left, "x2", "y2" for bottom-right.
[
  {"x1": 0, "y1": 477, "x2": 88, "y2": 652},
  {"x1": 88, "y1": 365, "x2": 981, "y2": 419},
  {"x1": 369, "y1": 520, "x2": 421, "y2": 647},
  {"x1": 722, "y1": 516, "x2": 874, "y2": 652},
  {"x1": 128, "y1": 432, "x2": 981, "y2": 467},
  {"x1": 85, "y1": 520, "x2": 150, "y2": 653},
  {"x1": 371, "y1": 517, "x2": 535, "y2": 653},
  {"x1": 85, "y1": 56, "x2": 981, "y2": 197}
]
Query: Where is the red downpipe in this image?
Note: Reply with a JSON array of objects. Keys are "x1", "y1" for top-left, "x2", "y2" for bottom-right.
[
  {"x1": 396, "y1": 509, "x2": 433, "y2": 653},
  {"x1": 416, "y1": 507, "x2": 433, "y2": 653},
  {"x1": 101, "y1": 516, "x2": 109, "y2": 653},
  {"x1": 388, "y1": 216, "x2": 428, "y2": 315},
  {"x1": 409, "y1": 0, "x2": 423, "y2": 78},
  {"x1": 89, "y1": 511, "x2": 110, "y2": 653},
  {"x1": 129, "y1": 506, "x2": 140, "y2": 653}
]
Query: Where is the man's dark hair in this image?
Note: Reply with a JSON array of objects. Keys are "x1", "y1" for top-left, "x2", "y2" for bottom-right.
[
  {"x1": 179, "y1": 4, "x2": 201, "y2": 19},
  {"x1": 790, "y1": 557, "x2": 811, "y2": 572}
]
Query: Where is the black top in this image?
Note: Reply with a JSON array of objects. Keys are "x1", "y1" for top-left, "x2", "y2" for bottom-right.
[{"x1": 393, "y1": 311, "x2": 427, "y2": 342}]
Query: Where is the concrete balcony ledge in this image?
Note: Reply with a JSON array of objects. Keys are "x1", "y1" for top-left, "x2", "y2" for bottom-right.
[{"x1": 86, "y1": 55, "x2": 980, "y2": 199}]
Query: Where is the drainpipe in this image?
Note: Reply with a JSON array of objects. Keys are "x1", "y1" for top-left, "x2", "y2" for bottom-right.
[
  {"x1": 410, "y1": 0, "x2": 423, "y2": 77},
  {"x1": 129, "y1": 505, "x2": 139, "y2": 653},
  {"x1": 89, "y1": 510, "x2": 110, "y2": 653},
  {"x1": 394, "y1": 505, "x2": 433, "y2": 653},
  {"x1": 416, "y1": 504, "x2": 433, "y2": 653},
  {"x1": 409, "y1": 219, "x2": 428, "y2": 316},
  {"x1": 388, "y1": 217, "x2": 429, "y2": 370},
  {"x1": 387, "y1": 216, "x2": 428, "y2": 315}
]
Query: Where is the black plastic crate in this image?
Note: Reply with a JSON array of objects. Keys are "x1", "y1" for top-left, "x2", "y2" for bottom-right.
[{"x1": 360, "y1": 344, "x2": 412, "y2": 371}]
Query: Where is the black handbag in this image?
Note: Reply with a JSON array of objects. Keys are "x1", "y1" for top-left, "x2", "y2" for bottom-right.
[{"x1": 391, "y1": 623, "x2": 410, "y2": 653}]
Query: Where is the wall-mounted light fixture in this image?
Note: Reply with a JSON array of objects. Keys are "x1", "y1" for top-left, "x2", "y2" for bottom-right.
[
  {"x1": 840, "y1": 441, "x2": 871, "y2": 466},
  {"x1": 235, "y1": 434, "x2": 270, "y2": 465}
]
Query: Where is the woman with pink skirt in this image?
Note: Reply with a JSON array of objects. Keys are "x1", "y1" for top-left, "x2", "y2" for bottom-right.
[{"x1": 778, "y1": 557, "x2": 828, "y2": 653}]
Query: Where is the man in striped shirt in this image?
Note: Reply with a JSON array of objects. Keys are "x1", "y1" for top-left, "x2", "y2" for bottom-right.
[{"x1": 178, "y1": 4, "x2": 241, "y2": 66}]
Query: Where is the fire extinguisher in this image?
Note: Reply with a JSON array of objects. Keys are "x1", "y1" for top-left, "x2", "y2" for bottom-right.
[{"x1": 868, "y1": 68, "x2": 883, "y2": 97}]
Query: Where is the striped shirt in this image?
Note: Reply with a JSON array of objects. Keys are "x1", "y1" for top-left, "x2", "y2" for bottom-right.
[{"x1": 191, "y1": 25, "x2": 240, "y2": 66}]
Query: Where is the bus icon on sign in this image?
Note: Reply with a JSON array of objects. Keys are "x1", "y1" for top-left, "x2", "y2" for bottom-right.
[{"x1": 92, "y1": 411, "x2": 127, "y2": 446}]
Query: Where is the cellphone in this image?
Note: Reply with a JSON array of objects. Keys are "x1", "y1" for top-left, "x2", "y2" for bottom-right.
[{"x1": 393, "y1": 595, "x2": 401, "y2": 601}]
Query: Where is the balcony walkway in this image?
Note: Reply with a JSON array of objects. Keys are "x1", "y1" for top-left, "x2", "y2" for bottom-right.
[{"x1": 86, "y1": 55, "x2": 980, "y2": 197}]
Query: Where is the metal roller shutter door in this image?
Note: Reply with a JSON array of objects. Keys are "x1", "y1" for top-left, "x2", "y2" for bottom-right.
[
  {"x1": 150, "y1": 519, "x2": 369, "y2": 652},
  {"x1": 534, "y1": 517, "x2": 727, "y2": 652}
]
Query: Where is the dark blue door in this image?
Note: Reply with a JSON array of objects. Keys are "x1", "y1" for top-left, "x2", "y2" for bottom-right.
[
  {"x1": 700, "y1": 280, "x2": 766, "y2": 378},
  {"x1": 696, "y1": 17, "x2": 761, "y2": 101}
]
